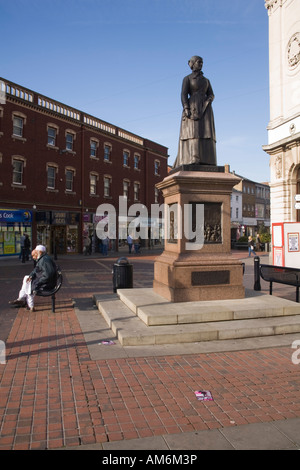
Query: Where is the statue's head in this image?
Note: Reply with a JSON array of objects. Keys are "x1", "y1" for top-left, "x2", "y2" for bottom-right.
[{"x1": 188, "y1": 56, "x2": 203, "y2": 71}]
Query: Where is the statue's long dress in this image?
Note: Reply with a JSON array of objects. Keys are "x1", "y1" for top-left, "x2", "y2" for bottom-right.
[{"x1": 173, "y1": 71, "x2": 217, "y2": 167}]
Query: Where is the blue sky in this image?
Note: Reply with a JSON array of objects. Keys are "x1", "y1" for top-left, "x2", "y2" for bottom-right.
[{"x1": 1, "y1": 0, "x2": 270, "y2": 182}]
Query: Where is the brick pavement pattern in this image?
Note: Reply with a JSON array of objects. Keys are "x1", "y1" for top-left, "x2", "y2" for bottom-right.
[{"x1": 0, "y1": 253, "x2": 300, "y2": 450}]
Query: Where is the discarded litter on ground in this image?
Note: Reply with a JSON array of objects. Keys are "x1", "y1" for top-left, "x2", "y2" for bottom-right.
[{"x1": 194, "y1": 390, "x2": 213, "y2": 401}]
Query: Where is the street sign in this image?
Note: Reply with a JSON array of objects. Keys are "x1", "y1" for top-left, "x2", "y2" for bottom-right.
[
  {"x1": 295, "y1": 195, "x2": 300, "y2": 202},
  {"x1": 295, "y1": 202, "x2": 300, "y2": 210}
]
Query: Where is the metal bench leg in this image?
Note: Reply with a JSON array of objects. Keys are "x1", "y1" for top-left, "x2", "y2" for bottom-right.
[
  {"x1": 51, "y1": 294, "x2": 55, "y2": 313},
  {"x1": 269, "y1": 282, "x2": 273, "y2": 296}
]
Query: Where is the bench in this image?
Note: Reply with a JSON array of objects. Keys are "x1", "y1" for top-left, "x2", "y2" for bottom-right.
[
  {"x1": 260, "y1": 264, "x2": 300, "y2": 302},
  {"x1": 234, "y1": 242, "x2": 266, "y2": 251},
  {"x1": 234, "y1": 242, "x2": 248, "y2": 250},
  {"x1": 34, "y1": 267, "x2": 63, "y2": 312}
]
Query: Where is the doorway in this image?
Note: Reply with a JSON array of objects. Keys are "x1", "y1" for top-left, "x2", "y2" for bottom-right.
[{"x1": 51, "y1": 226, "x2": 66, "y2": 255}]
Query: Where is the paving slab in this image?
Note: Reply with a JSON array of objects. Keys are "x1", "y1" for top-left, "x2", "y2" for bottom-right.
[
  {"x1": 220, "y1": 421, "x2": 299, "y2": 450},
  {"x1": 272, "y1": 418, "x2": 300, "y2": 446},
  {"x1": 163, "y1": 429, "x2": 234, "y2": 450},
  {"x1": 54, "y1": 418, "x2": 300, "y2": 451},
  {"x1": 102, "y1": 436, "x2": 169, "y2": 451}
]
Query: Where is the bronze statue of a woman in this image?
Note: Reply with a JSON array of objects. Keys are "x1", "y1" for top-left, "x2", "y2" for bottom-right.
[{"x1": 173, "y1": 56, "x2": 217, "y2": 168}]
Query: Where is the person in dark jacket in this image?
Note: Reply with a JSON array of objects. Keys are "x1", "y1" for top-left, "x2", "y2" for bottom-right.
[
  {"x1": 9, "y1": 245, "x2": 57, "y2": 311},
  {"x1": 29, "y1": 245, "x2": 57, "y2": 293}
]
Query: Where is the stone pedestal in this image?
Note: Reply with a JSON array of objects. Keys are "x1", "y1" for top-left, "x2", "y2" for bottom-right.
[{"x1": 153, "y1": 168, "x2": 245, "y2": 302}]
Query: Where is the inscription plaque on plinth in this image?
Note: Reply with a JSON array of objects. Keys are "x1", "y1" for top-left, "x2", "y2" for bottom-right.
[
  {"x1": 153, "y1": 170, "x2": 245, "y2": 302},
  {"x1": 191, "y1": 270, "x2": 230, "y2": 286}
]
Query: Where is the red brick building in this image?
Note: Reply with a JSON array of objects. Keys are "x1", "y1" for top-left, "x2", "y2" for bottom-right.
[{"x1": 0, "y1": 78, "x2": 168, "y2": 256}]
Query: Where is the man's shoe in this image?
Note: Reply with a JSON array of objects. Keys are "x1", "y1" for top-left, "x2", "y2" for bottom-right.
[{"x1": 9, "y1": 299, "x2": 25, "y2": 307}]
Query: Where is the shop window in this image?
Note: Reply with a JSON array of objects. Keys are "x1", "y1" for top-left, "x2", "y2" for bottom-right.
[{"x1": 12, "y1": 159, "x2": 24, "y2": 185}]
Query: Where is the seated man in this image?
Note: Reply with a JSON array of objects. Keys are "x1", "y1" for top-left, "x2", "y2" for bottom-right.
[
  {"x1": 9, "y1": 249, "x2": 38, "y2": 311},
  {"x1": 29, "y1": 245, "x2": 57, "y2": 294},
  {"x1": 9, "y1": 245, "x2": 57, "y2": 312}
]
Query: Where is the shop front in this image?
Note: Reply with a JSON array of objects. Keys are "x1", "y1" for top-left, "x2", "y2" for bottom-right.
[
  {"x1": 36, "y1": 211, "x2": 80, "y2": 255},
  {"x1": 0, "y1": 209, "x2": 33, "y2": 257}
]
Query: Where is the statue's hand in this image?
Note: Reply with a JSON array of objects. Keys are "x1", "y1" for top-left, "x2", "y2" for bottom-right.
[{"x1": 184, "y1": 108, "x2": 191, "y2": 118}]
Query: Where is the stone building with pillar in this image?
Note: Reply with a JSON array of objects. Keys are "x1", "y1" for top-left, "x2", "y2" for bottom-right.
[{"x1": 263, "y1": 0, "x2": 300, "y2": 229}]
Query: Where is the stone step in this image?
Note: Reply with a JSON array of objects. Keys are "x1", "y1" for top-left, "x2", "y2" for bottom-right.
[
  {"x1": 93, "y1": 292, "x2": 300, "y2": 347},
  {"x1": 117, "y1": 288, "x2": 300, "y2": 326}
]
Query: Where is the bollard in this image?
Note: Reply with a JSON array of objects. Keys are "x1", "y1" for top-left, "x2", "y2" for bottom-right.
[{"x1": 254, "y1": 256, "x2": 261, "y2": 291}]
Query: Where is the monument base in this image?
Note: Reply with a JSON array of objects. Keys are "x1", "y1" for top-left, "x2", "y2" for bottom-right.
[
  {"x1": 153, "y1": 168, "x2": 245, "y2": 303},
  {"x1": 153, "y1": 251, "x2": 245, "y2": 302},
  {"x1": 168, "y1": 164, "x2": 225, "y2": 175}
]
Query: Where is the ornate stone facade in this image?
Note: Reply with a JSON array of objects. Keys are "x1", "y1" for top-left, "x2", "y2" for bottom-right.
[{"x1": 263, "y1": 0, "x2": 300, "y2": 232}]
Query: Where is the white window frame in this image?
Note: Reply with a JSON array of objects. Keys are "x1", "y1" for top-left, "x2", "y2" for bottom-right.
[
  {"x1": 134, "y1": 154, "x2": 140, "y2": 170},
  {"x1": 90, "y1": 173, "x2": 98, "y2": 195},
  {"x1": 134, "y1": 181, "x2": 140, "y2": 201},
  {"x1": 13, "y1": 116, "x2": 23, "y2": 137},
  {"x1": 47, "y1": 166, "x2": 56, "y2": 189},
  {"x1": 123, "y1": 179, "x2": 130, "y2": 198},
  {"x1": 104, "y1": 175, "x2": 111, "y2": 197},
  {"x1": 123, "y1": 150, "x2": 130, "y2": 167},
  {"x1": 104, "y1": 143, "x2": 112, "y2": 162},
  {"x1": 90, "y1": 139, "x2": 99, "y2": 158},
  {"x1": 12, "y1": 159, "x2": 24, "y2": 184},
  {"x1": 66, "y1": 132, "x2": 73, "y2": 151},
  {"x1": 48, "y1": 127, "x2": 57, "y2": 146},
  {"x1": 66, "y1": 169, "x2": 74, "y2": 191}
]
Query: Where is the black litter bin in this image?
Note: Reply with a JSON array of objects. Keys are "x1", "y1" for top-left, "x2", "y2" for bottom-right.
[{"x1": 113, "y1": 257, "x2": 133, "y2": 293}]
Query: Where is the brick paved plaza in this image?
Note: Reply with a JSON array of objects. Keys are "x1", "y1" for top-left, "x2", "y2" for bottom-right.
[{"x1": 0, "y1": 250, "x2": 300, "y2": 450}]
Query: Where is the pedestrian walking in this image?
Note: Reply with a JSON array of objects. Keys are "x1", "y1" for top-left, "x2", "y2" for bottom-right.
[
  {"x1": 248, "y1": 236, "x2": 257, "y2": 257},
  {"x1": 127, "y1": 234, "x2": 133, "y2": 254},
  {"x1": 19, "y1": 233, "x2": 25, "y2": 260},
  {"x1": 102, "y1": 236, "x2": 109, "y2": 256},
  {"x1": 24, "y1": 234, "x2": 31, "y2": 260},
  {"x1": 256, "y1": 233, "x2": 261, "y2": 252},
  {"x1": 83, "y1": 236, "x2": 91, "y2": 255}
]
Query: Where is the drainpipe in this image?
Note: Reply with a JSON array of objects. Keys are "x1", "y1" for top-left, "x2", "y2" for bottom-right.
[{"x1": 80, "y1": 122, "x2": 85, "y2": 253}]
